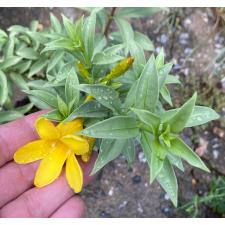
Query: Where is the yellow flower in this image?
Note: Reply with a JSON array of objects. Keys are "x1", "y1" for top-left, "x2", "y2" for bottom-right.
[{"x1": 14, "y1": 117, "x2": 95, "y2": 193}]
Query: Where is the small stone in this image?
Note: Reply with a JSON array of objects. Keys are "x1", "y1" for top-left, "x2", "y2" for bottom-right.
[
  {"x1": 132, "y1": 175, "x2": 142, "y2": 184},
  {"x1": 184, "y1": 18, "x2": 192, "y2": 27},
  {"x1": 211, "y1": 137, "x2": 219, "y2": 145},
  {"x1": 161, "y1": 207, "x2": 173, "y2": 217},
  {"x1": 118, "y1": 201, "x2": 128, "y2": 210},
  {"x1": 213, "y1": 150, "x2": 219, "y2": 159},
  {"x1": 192, "y1": 178, "x2": 197, "y2": 186},
  {"x1": 179, "y1": 32, "x2": 189, "y2": 45},
  {"x1": 137, "y1": 203, "x2": 144, "y2": 213},
  {"x1": 160, "y1": 34, "x2": 168, "y2": 44},
  {"x1": 138, "y1": 152, "x2": 147, "y2": 163},
  {"x1": 164, "y1": 193, "x2": 170, "y2": 200},
  {"x1": 213, "y1": 127, "x2": 224, "y2": 138},
  {"x1": 99, "y1": 211, "x2": 112, "y2": 218},
  {"x1": 108, "y1": 187, "x2": 114, "y2": 196},
  {"x1": 184, "y1": 47, "x2": 192, "y2": 55}
]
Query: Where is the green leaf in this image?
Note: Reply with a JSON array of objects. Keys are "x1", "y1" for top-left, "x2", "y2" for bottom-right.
[
  {"x1": 50, "y1": 13, "x2": 62, "y2": 33},
  {"x1": 92, "y1": 52, "x2": 123, "y2": 65},
  {"x1": 123, "y1": 139, "x2": 136, "y2": 167},
  {"x1": 135, "y1": 55, "x2": 159, "y2": 112},
  {"x1": 114, "y1": 17, "x2": 134, "y2": 44},
  {"x1": 131, "y1": 108, "x2": 160, "y2": 132},
  {"x1": 134, "y1": 32, "x2": 154, "y2": 51},
  {"x1": 141, "y1": 131, "x2": 178, "y2": 206},
  {"x1": 91, "y1": 139, "x2": 129, "y2": 174},
  {"x1": 15, "y1": 103, "x2": 33, "y2": 114},
  {"x1": 0, "y1": 56, "x2": 22, "y2": 70},
  {"x1": 4, "y1": 38, "x2": 15, "y2": 58},
  {"x1": 165, "y1": 75, "x2": 181, "y2": 84},
  {"x1": 140, "y1": 131, "x2": 152, "y2": 169},
  {"x1": 0, "y1": 110, "x2": 24, "y2": 123},
  {"x1": 160, "y1": 86, "x2": 173, "y2": 106},
  {"x1": 150, "y1": 139, "x2": 166, "y2": 183},
  {"x1": 167, "y1": 154, "x2": 184, "y2": 171},
  {"x1": 14, "y1": 60, "x2": 32, "y2": 74},
  {"x1": 57, "y1": 95, "x2": 68, "y2": 117},
  {"x1": 116, "y1": 7, "x2": 165, "y2": 18},
  {"x1": 129, "y1": 40, "x2": 146, "y2": 75},
  {"x1": 28, "y1": 57, "x2": 48, "y2": 78},
  {"x1": 80, "y1": 116, "x2": 139, "y2": 139},
  {"x1": 25, "y1": 89, "x2": 58, "y2": 109},
  {"x1": 185, "y1": 106, "x2": 220, "y2": 127},
  {"x1": 156, "y1": 48, "x2": 165, "y2": 69},
  {"x1": 42, "y1": 38, "x2": 77, "y2": 53},
  {"x1": 65, "y1": 67, "x2": 79, "y2": 108},
  {"x1": 65, "y1": 100, "x2": 108, "y2": 122},
  {"x1": 0, "y1": 29, "x2": 7, "y2": 38},
  {"x1": 16, "y1": 47, "x2": 39, "y2": 60},
  {"x1": 47, "y1": 51, "x2": 64, "y2": 73},
  {"x1": 169, "y1": 137, "x2": 210, "y2": 172},
  {"x1": 124, "y1": 81, "x2": 138, "y2": 110},
  {"x1": 0, "y1": 71, "x2": 8, "y2": 105},
  {"x1": 62, "y1": 14, "x2": 77, "y2": 41},
  {"x1": 77, "y1": 84, "x2": 121, "y2": 113},
  {"x1": 157, "y1": 158, "x2": 178, "y2": 207},
  {"x1": 28, "y1": 96, "x2": 51, "y2": 110},
  {"x1": 103, "y1": 44, "x2": 124, "y2": 55},
  {"x1": 83, "y1": 13, "x2": 96, "y2": 60},
  {"x1": 168, "y1": 93, "x2": 197, "y2": 133},
  {"x1": 43, "y1": 109, "x2": 63, "y2": 122},
  {"x1": 158, "y1": 63, "x2": 173, "y2": 89}
]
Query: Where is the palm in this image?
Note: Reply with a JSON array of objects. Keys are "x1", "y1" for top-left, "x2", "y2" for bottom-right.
[{"x1": 0, "y1": 111, "x2": 96, "y2": 218}]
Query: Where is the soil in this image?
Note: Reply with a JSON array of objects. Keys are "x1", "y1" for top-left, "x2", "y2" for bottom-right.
[{"x1": 0, "y1": 7, "x2": 225, "y2": 218}]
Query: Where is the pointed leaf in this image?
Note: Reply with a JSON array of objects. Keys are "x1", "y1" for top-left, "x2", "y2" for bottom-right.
[
  {"x1": 169, "y1": 137, "x2": 209, "y2": 172},
  {"x1": 65, "y1": 100, "x2": 108, "y2": 122},
  {"x1": 168, "y1": 93, "x2": 197, "y2": 133},
  {"x1": 83, "y1": 13, "x2": 96, "y2": 60},
  {"x1": 65, "y1": 67, "x2": 79, "y2": 108},
  {"x1": 135, "y1": 55, "x2": 159, "y2": 112},
  {"x1": 80, "y1": 116, "x2": 139, "y2": 139},
  {"x1": 91, "y1": 139, "x2": 129, "y2": 174},
  {"x1": 157, "y1": 158, "x2": 178, "y2": 207},
  {"x1": 77, "y1": 84, "x2": 121, "y2": 113},
  {"x1": 123, "y1": 139, "x2": 136, "y2": 167},
  {"x1": 0, "y1": 71, "x2": 8, "y2": 106},
  {"x1": 131, "y1": 108, "x2": 160, "y2": 132},
  {"x1": 150, "y1": 140, "x2": 166, "y2": 183},
  {"x1": 185, "y1": 106, "x2": 220, "y2": 127}
]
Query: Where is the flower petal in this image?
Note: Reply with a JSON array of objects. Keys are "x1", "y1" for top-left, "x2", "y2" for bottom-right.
[
  {"x1": 66, "y1": 153, "x2": 83, "y2": 193},
  {"x1": 14, "y1": 140, "x2": 52, "y2": 164},
  {"x1": 61, "y1": 135, "x2": 89, "y2": 155},
  {"x1": 57, "y1": 119, "x2": 83, "y2": 137},
  {"x1": 34, "y1": 142, "x2": 68, "y2": 187},
  {"x1": 81, "y1": 137, "x2": 95, "y2": 163},
  {"x1": 35, "y1": 117, "x2": 60, "y2": 140}
]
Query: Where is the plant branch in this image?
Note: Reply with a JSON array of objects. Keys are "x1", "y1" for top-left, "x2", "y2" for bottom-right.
[{"x1": 104, "y1": 7, "x2": 117, "y2": 37}]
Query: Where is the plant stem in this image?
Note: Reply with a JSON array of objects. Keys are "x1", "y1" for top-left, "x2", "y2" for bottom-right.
[{"x1": 104, "y1": 7, "x2": 117, "y2": 37}]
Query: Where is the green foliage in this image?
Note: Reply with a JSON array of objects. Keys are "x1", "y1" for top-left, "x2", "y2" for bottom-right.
[
  {"x1": 0, "y1": 8, "x2": 220, "y2": 207},
  {"x1": 180, "y1": 176, "x2": 225, "y2": 217}
]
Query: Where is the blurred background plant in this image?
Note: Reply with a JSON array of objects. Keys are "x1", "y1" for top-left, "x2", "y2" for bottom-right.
[{"x1": 179, "y1": 176, "x2": 225, "y2": 217}]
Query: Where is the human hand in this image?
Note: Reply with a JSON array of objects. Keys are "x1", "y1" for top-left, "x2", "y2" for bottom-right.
[{"x1": 0, "y1": 111, "x2": 96, "y2": 218}]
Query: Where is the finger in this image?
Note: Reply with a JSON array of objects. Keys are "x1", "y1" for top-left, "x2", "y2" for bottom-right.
[
  {"x1": 0, "y1": 111, "x2": 46, "y2": 167},
  {"x1": 0, "y1": 153, "x2": 97, "y2": 218},
  {"x1": 50, "y1": 196, "x2": 85, "y2": 218},
  {"x1": 0, "y1": 162, "x2": 38, "y2": 208}
]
